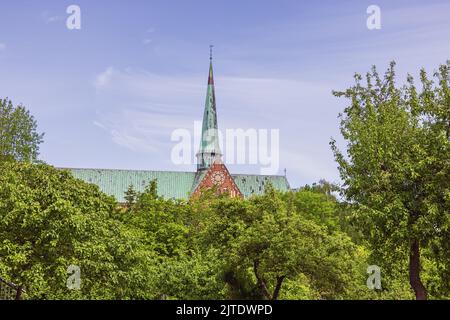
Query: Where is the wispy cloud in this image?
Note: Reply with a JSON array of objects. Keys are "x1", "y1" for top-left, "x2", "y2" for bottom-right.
[
  {"x1": 141, "y1": 27, "x2": 156, "y2": 46},
  {"x1": 41, "y1": 11, "x2": 64, "y2": 24},
  {"x1": 218, "y1": 1, "x2": 450, "y2": 79},
  {"x1": 91, "y1": 66, "x2": 337, "y2": 181},
  {"x1": 280, "y1": 148, "x2": 340, "y2": 184},
  {"x1": 94, "y1": 67, "x2": 115, "y2": 87},
  {"x1": 17, "y1": 1, "x2": 449, "y2": 187},
  {"x1": 0, "y1": 43, "x2": 6, "y2": 51}
]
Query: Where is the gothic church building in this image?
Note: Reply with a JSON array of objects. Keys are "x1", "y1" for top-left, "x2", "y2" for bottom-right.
[{"x1": 69, "y1": 56, "x2": 290, "y2": 201}]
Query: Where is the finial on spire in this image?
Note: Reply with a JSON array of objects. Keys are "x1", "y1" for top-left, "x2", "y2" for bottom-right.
[{"x1": 209, "y1": 45, "x2": 214, "y2": 61}]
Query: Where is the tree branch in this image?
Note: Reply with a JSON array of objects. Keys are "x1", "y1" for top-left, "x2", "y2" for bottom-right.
[
  {"x1": 272, "y1": 275, "x2": 286, "y2": 300},
  {"x1": 253, "y1": 260, "x2": 271, "y2": 300}
]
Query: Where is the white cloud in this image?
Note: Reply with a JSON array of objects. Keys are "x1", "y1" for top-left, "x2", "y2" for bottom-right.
[
  {"x1": 93, "y1": 121, "x2": 106, "y2": 130},
  {"x1": 91, "y1": 67, "x2": 338, "y2": 184},
  {"x1": 280, "y1": 148, "x2": 339, "y2": 185},
  {"x1": 94, "y1": 67, "x2": 115, "y2": 87},
  {"x1": 46, "y1": 16, "x2": 63, "y2": 23},
  {"x1": 41, "y1": 11, "x2": 64, "y2": 24},
  {"x1": 111, "y1": 126, "x2": 160, "y2": 153},
  {"x1": 142, "y1": 27, "x2": 156, "y2": 46},
  {"x1": 92, "y1": 67, "x2": 333, "y2": 124}
]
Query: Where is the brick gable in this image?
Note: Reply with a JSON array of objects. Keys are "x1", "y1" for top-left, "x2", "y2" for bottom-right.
[{"x1": 192, "y1": 162, "x2": 242, "y2": 198}]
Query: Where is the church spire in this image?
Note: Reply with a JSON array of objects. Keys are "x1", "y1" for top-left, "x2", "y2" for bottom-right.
[{"x1": 196, "y1": 46, "x2": 222, "y2": 171}]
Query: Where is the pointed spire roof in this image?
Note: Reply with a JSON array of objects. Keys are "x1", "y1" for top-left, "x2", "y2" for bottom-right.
[
  {"x1": 196, "y1": 46, "x2": 222, "y2": 171},
  {"x1": 208, "y1": 45, "x2": 214, "y2": 85}
]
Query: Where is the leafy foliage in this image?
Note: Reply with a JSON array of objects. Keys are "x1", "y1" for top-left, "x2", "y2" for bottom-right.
[
  {"x1": 1, "y1": 61, "x2": 448, "y2": 300},
  {"x1": 331, "y1": 61, "x2": 450, "y2": 299},
  {"x1": 0, "y1": 160, "x2": 426, "y2": 299},
  {"x1": 188, "y1": 186, "x2": 390, "y2": 300},
  {"x1": 0, "y1": 162, "x2": 158, "y2": 299},
  {"x1": 0, "y1": 98, "x2": 44, "y2": 162}
]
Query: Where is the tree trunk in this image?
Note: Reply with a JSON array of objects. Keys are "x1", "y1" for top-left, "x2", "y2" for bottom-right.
[
  {"x1": 253, "y1": 260, "x2": 271, "y2": 300},
  {"x1": 271, "y1": 276, "x2": 285, "y2": 300},
  {"x1": 409, "y1": 239, "x2": 427, "y2": 300},
  {"x1": 15, "y1": 285, "x2": 23, "y2": 300}
]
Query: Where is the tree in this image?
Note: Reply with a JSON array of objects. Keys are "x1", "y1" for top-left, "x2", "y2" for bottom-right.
[
  {"x1": 120, "y1": 181, "x2": 226, "y2": 300},
  {"x1": 0, "y1": 161, "x2": 158, "y2": 299},
  {"x1": 0, "y1": 98, "x2": 44, "y2": 162},
  {"x1": 194, "y1": 186, "x2": 372, "y2": 300},
  {"x1": 331, "y1": 61, "x2": 450, "y2": 299},
  {"x1": 122, "y1": 180, "x2": 190, "y2": 257},
  {"x1": 288, "y1": 186, "x2": 339, "y2": 231},
  {"x1": 300, "y1": 179, "x2": 340, "y2": 200},
  {"x1": 155, "y1": 250, "x2": 227, "y2": 300},
  {"x1": 124, "y1": 185, "x2": 137, "y2": 207}
]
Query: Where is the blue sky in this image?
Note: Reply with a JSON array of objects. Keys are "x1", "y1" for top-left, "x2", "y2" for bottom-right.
[{"x1": 1, "y1": 0, "x2": 449, "y2": 188}]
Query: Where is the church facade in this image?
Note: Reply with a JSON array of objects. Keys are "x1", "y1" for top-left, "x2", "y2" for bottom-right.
[{"x1": 68, "y1": 56, "x2": 290, "y2": 202}]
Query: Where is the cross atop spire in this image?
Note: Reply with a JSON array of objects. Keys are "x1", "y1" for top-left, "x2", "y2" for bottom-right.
[{"x1": 209, "y1": 45, "x2": 214, "y2": 61}]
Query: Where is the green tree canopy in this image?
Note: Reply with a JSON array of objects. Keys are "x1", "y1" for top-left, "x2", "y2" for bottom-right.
[
  {"x1": 331, "y1": 61, "x2": 450, "y2": 299},
  {"x1": 0, "y1": 162, "x2": 158, "y2": 299},
  {"x1": 191, "y1": 186, "x2": 374, "y2": 300},
  {"x1": 0, "y1": 98, "x2": 44, "y2": 162}
]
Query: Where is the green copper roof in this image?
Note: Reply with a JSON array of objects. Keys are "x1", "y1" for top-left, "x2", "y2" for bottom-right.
[
  {"x1": 200, "y1": 61, "x2": 220, "y2": 153},
  {"x1": 232, "y1": 174, "x2": 291, "y2": 197},
  {"x1": 197, "y1": 60, "x2": 222, "y2": 171},
  {"x1": 67, "y1": 168, "x2": 196, "y2": 201},
  {"x1": 65, "y1": 168, "x2": 290, "y2": 202},
  {"x1": 191, "y1": 171, "x2": 207, "y2": 194}
]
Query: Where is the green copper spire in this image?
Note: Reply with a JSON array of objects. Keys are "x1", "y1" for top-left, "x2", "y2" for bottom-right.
[{"x1": 196, "y1": 47, "x2": 222, "y2": 171}]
